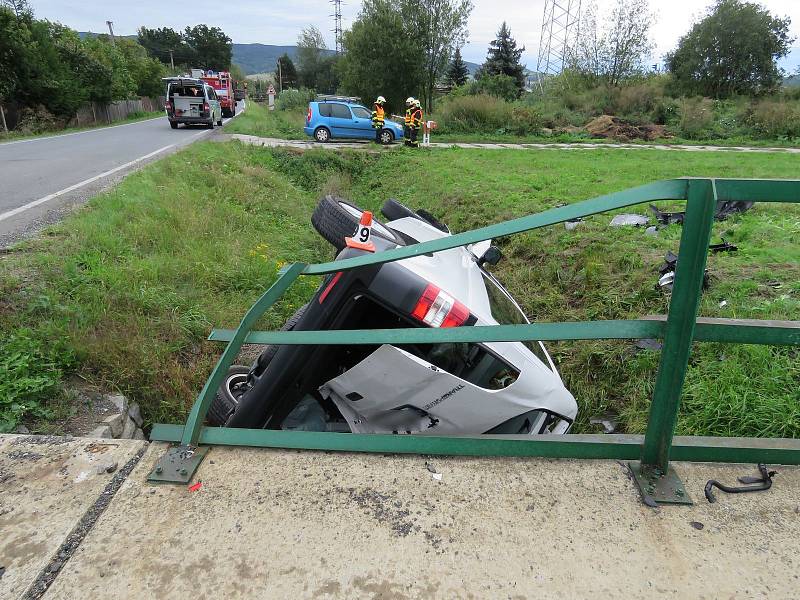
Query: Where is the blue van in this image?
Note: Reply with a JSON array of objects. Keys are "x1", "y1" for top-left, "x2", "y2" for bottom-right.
[{"x1": 304, "y1": 98, "x2": 404, "y2": 144}]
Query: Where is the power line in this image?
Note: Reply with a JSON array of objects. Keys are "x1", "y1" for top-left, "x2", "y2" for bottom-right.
[{"x1": 536, "y1": 0, "x2": 582, "y2": 76}]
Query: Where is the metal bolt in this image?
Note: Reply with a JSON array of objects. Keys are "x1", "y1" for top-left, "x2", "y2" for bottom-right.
[
  {"x1": 180, "y1": 468, "x2": 188, "y2": 476},
  {"x1": 675, "y1": 489, "x2": 685, "y2": 497},
  {"x1": 155, "y1": 466, "x2": 163, "y2": 474}
]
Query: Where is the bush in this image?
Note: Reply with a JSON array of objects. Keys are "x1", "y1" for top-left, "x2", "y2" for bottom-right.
[
  {"x1": 745, "y1": 99, "x2": 800, "y2": 139},
  {"x1": 437, "y1": 94, "x2": 512, "y2": 133},
  {"x1": 276, "y1": 88, "x2": 315, "y2": 111},
  {"x1": 509, "y1": 106, "x2": 543, "y2": 135},
  {"x1": 450, "y1": 74, "x2": 520, "y2": 102},
  {"x1": 677, "y1": 97, "x2": 715, "y2": 139}
]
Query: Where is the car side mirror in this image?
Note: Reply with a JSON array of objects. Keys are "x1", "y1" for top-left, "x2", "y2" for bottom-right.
[{"x1": 478, "y1": 246, "x2": 502, "y2": 267}]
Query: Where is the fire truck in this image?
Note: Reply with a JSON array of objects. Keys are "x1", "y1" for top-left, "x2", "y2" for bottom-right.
[{"x1": 196, "y1": 70, "x2": 237, "y2": 117}]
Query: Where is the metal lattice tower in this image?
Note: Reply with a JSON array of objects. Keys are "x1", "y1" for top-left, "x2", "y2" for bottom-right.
[
  {"x1": 536, "y1": 0, "x2": 582, "y2": 75},
  {"x1": 330, "y1": 0, "x2": 343, "y2": 54}
]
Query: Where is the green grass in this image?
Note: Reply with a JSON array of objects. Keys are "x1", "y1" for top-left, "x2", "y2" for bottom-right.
[
  {"x1": 0, "y1": 111, "x2": 163, "y2": 144},
  {"x1": 1, "y1": 142, "x2": 798, "y2": 439},
  {"x1": 224, "y1": 102, "x2": 306, "y2": 139}
]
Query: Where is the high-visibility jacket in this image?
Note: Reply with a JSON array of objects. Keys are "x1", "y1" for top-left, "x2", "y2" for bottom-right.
[
  {"x1": 371, "y1": 103, "x2": 385, "y2": 128},
  {"x1": 404, "y1": 107, "x2": 413, "y2": 127},
  {"x1": 410, "y1": 107, "x2": 423, "y2": 130}
]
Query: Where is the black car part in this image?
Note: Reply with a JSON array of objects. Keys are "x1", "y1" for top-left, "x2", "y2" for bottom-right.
[{"x1": 704, "y1": 464, "x2": 777, "y2": 503}]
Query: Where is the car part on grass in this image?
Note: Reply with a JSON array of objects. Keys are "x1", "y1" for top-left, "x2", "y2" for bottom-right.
[
  {"x1": 650, "y1": 200, "x2": 755, "y2": 226},
  {"x1": 635, "y1": 338, "x2": 662, "y2": 351},
  {"x1": 704, "y1": 464, "x2": 777, "y2": 503},
  {"x1": 658, "y1": 250, "x2": 709, "y2": 291},
  {"x1": 217, "y1": 195, "x2": 577, "y2": 437},
  {"x1": 610, "y1": 213, "x2": 649, "y2": 227},
  {"x1": 589, "y1": 414, "x2": 619, "y2": 434},
  {"x1": 708, "y1": 240, "x2": 738, "y2": 253}
]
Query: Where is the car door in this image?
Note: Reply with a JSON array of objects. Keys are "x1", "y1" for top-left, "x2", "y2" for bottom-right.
[
  {"x1": 327, "y1": 103, "x2": 355, "y2": 138},
  {"x1": 350, "y1": 106, "x2": 375, "y2": 138},
  {"x1": 206, "y1": 87, "x2": 221, "y2": 120}
]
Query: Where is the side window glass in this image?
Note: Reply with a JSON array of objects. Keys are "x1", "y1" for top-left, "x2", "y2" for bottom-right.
[
  {"x1": 330, "y1": 104, "x2": 352, "y2": 119},
  {"x1": 319, "y1": 104, "x2": 332, "y2": 117}
]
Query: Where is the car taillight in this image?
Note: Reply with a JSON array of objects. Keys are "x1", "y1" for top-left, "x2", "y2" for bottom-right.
[
  {"x1": 203, "y1": 102, "x2": 210, "y2": 111},
  {"x1": 307, "y1": 107, "x2": 312, "y2": 123},
  {"x1": 411, "y1": 283, "x2": 470, "y2": 328}
]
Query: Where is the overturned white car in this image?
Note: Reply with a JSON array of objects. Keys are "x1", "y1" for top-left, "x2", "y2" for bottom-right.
[{"x1": 209, "y1": 196, "x2": 578, "y2": 435}]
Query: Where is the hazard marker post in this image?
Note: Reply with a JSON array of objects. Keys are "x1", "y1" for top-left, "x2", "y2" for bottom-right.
[
  {"x1": 422, "y1": 120, "x2": 437, "y2": 146},
  {"x1": 345, "y1": 211, "x2": 376, "y2": 252}
]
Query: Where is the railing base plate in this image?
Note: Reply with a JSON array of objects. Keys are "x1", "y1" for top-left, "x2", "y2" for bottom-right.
[
  {"x1": 629, "y1": 461, "x2": 693, "y2": 506},
  {"x1": 147, "y1": 445, "x2": 208, "y2": 484}
]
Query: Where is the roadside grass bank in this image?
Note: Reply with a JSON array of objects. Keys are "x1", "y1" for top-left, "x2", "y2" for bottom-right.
[
  {"x1": 1, "y1": 142, "x2": 797, "y2": 438},
  {"x1": 0, "y1": 111, "x2": 163, "y2": 144},
  {"x1": 223, "y1": 101, "x2": 305, "y2": 140},
  {"x1": 229, "y1": 104, "x2": 800, "y2": 149}
]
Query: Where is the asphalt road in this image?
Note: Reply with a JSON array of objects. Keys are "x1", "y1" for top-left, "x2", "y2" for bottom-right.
[{"x1": 0, "y1": 101, "x2": 244, "y2": 247}]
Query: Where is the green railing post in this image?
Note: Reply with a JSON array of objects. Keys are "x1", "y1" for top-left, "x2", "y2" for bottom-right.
[{"x1": 640, "y1": 179, "x2": 717, "y2": 470}]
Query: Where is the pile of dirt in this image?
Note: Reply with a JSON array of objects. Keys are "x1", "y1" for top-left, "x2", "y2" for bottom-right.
[{"x1": 584, "y1": 115, "x2": 669, "y2": 142}]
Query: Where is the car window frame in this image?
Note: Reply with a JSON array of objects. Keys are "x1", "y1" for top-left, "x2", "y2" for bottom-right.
[
  {"x1": 329, "y1": 103, "x2": 352, "y2": 119},
  {"x1": 351, "y1": 106, "x2": 371, "y2": 119}
]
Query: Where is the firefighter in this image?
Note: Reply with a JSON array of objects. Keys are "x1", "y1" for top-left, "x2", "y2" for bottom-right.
[
  {"x1": 371, "y1": 96, "x2": 386, "y2": 143},
  {"x1": 408, "y1": 99, "x2": 423, "y2": 148},
  {"x1": 403, "y1": 97, "x2": 414, "y2": 146}
]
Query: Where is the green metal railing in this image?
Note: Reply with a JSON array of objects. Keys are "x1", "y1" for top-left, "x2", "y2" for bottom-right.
[{"x1": 149, "y1": 178, "x2": 800, "y2": 502}]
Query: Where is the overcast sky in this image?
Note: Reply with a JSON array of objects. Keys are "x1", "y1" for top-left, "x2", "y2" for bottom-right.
[{"x1": 30, "y1": 0, "x2": 800, "y2": 70}]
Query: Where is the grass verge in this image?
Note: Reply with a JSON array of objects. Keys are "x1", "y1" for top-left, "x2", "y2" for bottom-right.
[
  {"x1": 1, "y1": 142, "x2": 798, "y2": 438},
  {"x1": 223, "y1": 102, "x2": 306, "y2": 139}
]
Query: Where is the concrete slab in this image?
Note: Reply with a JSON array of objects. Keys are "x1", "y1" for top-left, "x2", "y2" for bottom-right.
[
  {"x1": 0, "y1": 435, "x2": 147, "y2": 600},
  {"x1": 45, "y1": 443, "x2": 800, "y2": 599}
]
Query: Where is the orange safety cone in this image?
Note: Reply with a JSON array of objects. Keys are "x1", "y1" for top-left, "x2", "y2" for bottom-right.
[{"x1": 345, "y1": 211, "x2": 377, "y2": 252}]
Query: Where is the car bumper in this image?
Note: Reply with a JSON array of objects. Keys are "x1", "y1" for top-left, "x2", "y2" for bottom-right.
[
  {"x1": 303, "y1": 126, "x2": 314, "y2": 137},
  {"x1": 168, "y1": 115, "x2": 212, "y2": 124}
]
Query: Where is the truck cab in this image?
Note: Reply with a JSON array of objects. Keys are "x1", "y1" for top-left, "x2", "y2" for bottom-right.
[{"x1": 199, "y1": 70, "x2": 237, "y2": 118}]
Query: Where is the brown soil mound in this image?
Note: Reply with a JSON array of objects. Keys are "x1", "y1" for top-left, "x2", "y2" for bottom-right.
[{"x1": 584, "y1": 114, "x2": 669, "y2": 142}]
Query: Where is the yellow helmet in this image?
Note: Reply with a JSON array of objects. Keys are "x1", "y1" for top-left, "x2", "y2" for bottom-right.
[{"x1": 376, "y1": 96, "x2": 386, "y2": 104}]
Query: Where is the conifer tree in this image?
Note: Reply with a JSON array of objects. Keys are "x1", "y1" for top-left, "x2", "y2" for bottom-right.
[
  {"x1": 480, "y1": 22, "x2": 525, "y2": 94},
  {"x1": 447, "y1": 47, "x2": 469, "y2": 86}
]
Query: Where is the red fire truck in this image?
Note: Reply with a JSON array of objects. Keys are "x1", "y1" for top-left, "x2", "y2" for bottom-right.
[{"x1": 199, "y1": 70, "x2": 237, "y2": 117}]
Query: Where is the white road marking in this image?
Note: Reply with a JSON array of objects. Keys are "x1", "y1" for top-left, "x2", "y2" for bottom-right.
[
  {"x1": 0, "y1": 116, "x2": 163, "y2": 146},
  {"x1": 0, "y1": 144, "x2": 174, "y2": 223},
  {"x1": 0, "y1": 100, "x2": 246, "y2": 223}
]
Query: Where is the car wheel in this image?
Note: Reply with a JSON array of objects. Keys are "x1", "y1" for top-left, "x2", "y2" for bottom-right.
[
  {"x1": 208, "y1": 305, "x2": 308, "y2": 426},
  {"x1": 217, "y1": 117, "x2": 223, "y2": 126},
  {"x1": 170, "y1": 121, "x2": 178, "y2": 129},
  {"x1": 311, "y1": 195, "x2": 400, "y2": 252},
  {"x1": 314, "y1": 127, "x2": 331, "y2": 143},
  {"x1": 380, "y1": 129, "x2": 393, "y2": 145},
  {"x1": 381, "y1": 198, "x2": 419, "y2": 221},
  {"x1": 208, "y1": 119, "x2": 214, "y2": 129},
  {"x1": 231, "y1": 104, "x2": 236, "y2": 116}
]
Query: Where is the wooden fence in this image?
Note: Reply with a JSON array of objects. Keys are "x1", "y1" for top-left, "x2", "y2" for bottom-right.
[{"x1": 67, "y1": 96, "x2": 165, "y2": 127}]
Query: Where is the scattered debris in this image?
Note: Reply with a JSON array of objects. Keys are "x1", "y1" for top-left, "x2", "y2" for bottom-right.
[
  {"x1": 645, "y1": 226, "x2": 659, "y2": 236},
  {"x1": 0, "y1": 565, "x2": 5, "y2": 579},
  {"x1": 719, "y1": 300, "x2": 728, "y2": 308},
  {"x1": 584, "y1": 115, "x2": 669, "y2": 142},
  {"x1": 96, "y1": 461, "x2": 118, "y2": 475},
  {"x1": 188, "y1": 481, "x2": 203, "y2": 492},
  {"x1": 650, "y1": 204, "x2": 684, "y2": 225},
  {"x1": 610, "y1": 213, "x2": 649, "y2": 227},
  {"x1": 431, "y1": 473, "x2": 443, "y2": 481},
  {"x1": 709, "y1": 240, "x2": 738, "y2": 253},
  {"x1": 635, "y1": 339, "x2": 662, "y2": 352},
  {"x1": 650, "y1": 201, "x2": 754, "y2": 227},
  {"x1": 704, "y1": 463, "x2": 777, "y2": 503},
  {"x1": 589, "y1": 415, "x2": 619, "y2": 434},
  {"x1": 425, "y1": 461, "x2": 437, "y2": 474},
  {"x1": 690, "y1": 521, "x2": 705, "y2": 531},
  {"x1": 765, "y1": 280, "x2": 783, "y2": 289},
  {"x1": 657, "y1": 250, "x2": 710, "y2": 291},
  {"x1": 565, "y1": 217, "x2": 584, "y2": 231}
]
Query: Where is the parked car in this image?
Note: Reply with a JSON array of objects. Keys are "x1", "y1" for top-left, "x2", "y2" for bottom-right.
[
  {"x1": 210, "y1": 196, "x2": 578, "y2": 436},
  {"x1": 304, "y1": 98, "x2": 404, "y2": 144},
  {"x1": 163, "y1": 77, "x2": 223, "y2": 129}
]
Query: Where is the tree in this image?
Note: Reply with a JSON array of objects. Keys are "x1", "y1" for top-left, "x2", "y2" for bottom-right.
[
  {"x1": 480, "y1": 22, "x2": 525, "y2": 95},
  {"x1": 138, "y1": 27, "x2": 195, "y2": 67},
  {"x1": 338, "y1": 0, "x2": 424, "y2": 113},
  {"x1": 297, "y1": 25, "x2": 325, "y2": 89},
  {"x1": 572, "y1": 0, "x2": 655, "y2": 87},
  {"x1": 447, "y1": 46, "x2": 469, "y2": 86},
  {"x1": 276, "y1": 53, "x2": 297, "y2": 89},
  {"x1": 407, "y1": 0, "x2": 473, "y2": 111},
  {"x1": 0, "y1": 0, "x2": 30, "y2": 18},
  {"x1": 183, "y1": 25, "x2": 232, "y2": 71},
  {"x1": 666, "y1": 0, "x2": 793, "y2": 98}
]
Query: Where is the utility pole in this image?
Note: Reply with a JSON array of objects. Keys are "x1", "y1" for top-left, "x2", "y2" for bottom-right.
[
  {"x1": 276, "y1": 59, "x2": 282, "y2": 92},
  {"x1": 106, "y1": 20, "x2": 115, "y2": 45},
  {"x1": 169, "y1": 49, "x2": 175, "y2": 70}
]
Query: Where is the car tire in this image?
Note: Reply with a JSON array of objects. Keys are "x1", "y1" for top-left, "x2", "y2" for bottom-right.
[
  {"x1": 217, "y1": 117, "x2": 223, "y2": 126},
  {"x1": 170, "y1": 121, "x2": 178, "y2": 129},
  {"x1": 380, "y1": 129, "x2": 393, "y2": 145},
  {"x1": 208, "y1": 305, "x2": 308, "y2": 426},
  {"x1": 208, "y1": 366, "x2": 250, "y2": 426},
  {"x1": 314, "y1": 127, "x2": 331, "y2": 143},
  {"x1": 208, "y1": 119, "x2": 214, "y2": 129},
  {"x1": 311, "y1": 195, "x2": 399, "y2": 251},
  {"x1": 381, "y1": 198, "x2": 418, "y2": 221},
  {"x1": 231, "y1": 104, "x2": 236, "y2": 116}
]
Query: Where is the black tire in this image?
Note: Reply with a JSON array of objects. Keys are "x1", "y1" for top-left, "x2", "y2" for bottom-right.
[
  {"x1": 314, "y1": 127, "x2": 331, "y2": 142},
  {"x1": 207, "y1": 366, "x2": 250, "y2": 426},
  {"x1": 208, "y1": 305, "x2": 308, "y2": 426},
  {"x1": 208, "y1": 119, "x2": 214, "y2": 129},
  {"x1": 379, "y1": 129, "x2": 393, "y2": 145},
  {"x1": 311, "y1": 195, "x2": 399, "y2": 251},
  {"x1": 170, "y1": 121, "x2": 178, "y2": 129},
  {"x1": 381, "y1": 198, "x2": 418, "y2": 221},
  {"x1": 231, "y1": 104, "x2": 236, "y2": 116},
  {"x1": 217, "y1": 117, "x2": 223, "y2": 126}
]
